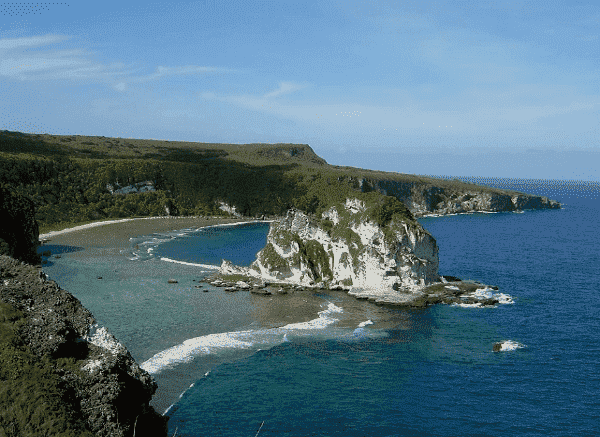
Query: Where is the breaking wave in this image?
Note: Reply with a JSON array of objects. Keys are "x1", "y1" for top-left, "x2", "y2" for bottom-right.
[{"x1": 141, "y1": 302, "x2": 347, "y2": 375}]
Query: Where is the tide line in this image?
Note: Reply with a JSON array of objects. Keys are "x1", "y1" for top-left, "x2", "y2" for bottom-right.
[{"x1": 160, "y1": 257, "x2": 220, "y2": 269}]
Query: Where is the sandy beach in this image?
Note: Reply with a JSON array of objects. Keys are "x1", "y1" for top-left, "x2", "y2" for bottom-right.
[{"x1": 39, "y1": 216, "x2": 257, "y2": 249}]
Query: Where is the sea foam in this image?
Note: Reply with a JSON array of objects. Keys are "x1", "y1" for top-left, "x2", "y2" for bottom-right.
[
  {"x1": 160, "y1": 257, "x2": 220, "y2": 269},
  {"x1": 140, "y1": 301, "x2": 344, "y2": 375},
  {"x1": 496, "y1": 340, "x2": 526, "y2": 351}
]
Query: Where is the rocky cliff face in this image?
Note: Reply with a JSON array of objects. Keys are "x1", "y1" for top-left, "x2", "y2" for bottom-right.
[
  {"x1": 226, "y1": 198, "x2": 439, "y2": 294},
  {"x1": 0, "y1": 188, "x2": 40, "y2": 264},
  {"x1": 0, "y1": 255, "x2": 168, "y2": 437},
  {"x1": 369, "y1": 179, "x2": 561, "y2": 216}
]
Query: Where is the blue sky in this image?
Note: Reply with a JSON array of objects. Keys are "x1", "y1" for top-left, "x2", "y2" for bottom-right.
[{"x1": 1, "y1": 0, "x2": 598, "y2": 180}]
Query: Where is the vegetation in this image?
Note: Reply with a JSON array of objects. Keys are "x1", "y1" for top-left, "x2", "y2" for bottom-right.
[
  {"x1": 0, "y1": 301, "x2": 94, "y2": 437},
  {"x1": 259, "y1": 243, "x2": 288, "y2": 271},
  {"x1": 0, "y1": 129, "x2": 532, "y2": 234}
]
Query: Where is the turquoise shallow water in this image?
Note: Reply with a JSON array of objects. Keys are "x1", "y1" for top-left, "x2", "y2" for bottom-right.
[{"x1": 42, "y1": 180, "x2": 600, "y2": 436}]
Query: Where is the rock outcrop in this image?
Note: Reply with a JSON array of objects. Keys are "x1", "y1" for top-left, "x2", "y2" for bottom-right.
[
  {"x1": 366, "y1": 179, "x2": 561, "y2": 216},
  {"x1": 223, "y1": 197, "x2": 440, "y2": 295},
  {"x1": 0, "y1": 255, "x2": 168, "y2": 437},
  {"x1": 0, "y1": 188, "x2": 40, "y2": 264}
]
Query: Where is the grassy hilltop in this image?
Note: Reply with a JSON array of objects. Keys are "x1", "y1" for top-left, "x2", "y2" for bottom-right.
[{"x1": 0, "y1": 130, "x2": 530, "y2": 234}]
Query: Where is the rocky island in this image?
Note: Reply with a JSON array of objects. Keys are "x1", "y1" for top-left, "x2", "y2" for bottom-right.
[{"x1": 216, "y1": 194, "x2": 517, "y2": 308}]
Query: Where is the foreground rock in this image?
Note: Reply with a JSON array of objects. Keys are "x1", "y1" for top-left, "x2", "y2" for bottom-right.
[
  {"x1": 0, "y1": 188, "x2": 40, "y2": 264},
  {"x1": 493, "y1": 340, "x2": 526, "y2": 352},
  {"x1": 0, "y1": 255, "x2": 168, "y2": 436}
]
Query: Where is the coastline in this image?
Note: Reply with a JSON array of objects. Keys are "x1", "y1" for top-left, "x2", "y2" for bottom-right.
[
  {"x1": 37, "y1": 214, "x2": 343, "y2": 415},
  {"x1": 39, "y1": 215, "x2": 262, "y2": 247}
]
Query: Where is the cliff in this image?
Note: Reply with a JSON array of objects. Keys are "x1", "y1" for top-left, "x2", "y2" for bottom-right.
[
  {"x1": 0, "y1": 255, "x2": 168, "y2": 436},
  {"x1": 0, "y1": 188, "x2": 40, "y2": 264},
  {"x1": 1, "y1": 130, "x2": 560, "y2": 232},
  {"x1": 361, "y1": 177, "x2": 561, "y2": 216},
  {"x1": 222, "y1": 194, "x2": 440, "y2": 296}
]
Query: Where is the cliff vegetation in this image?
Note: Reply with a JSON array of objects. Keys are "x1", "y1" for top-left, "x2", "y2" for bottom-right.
[{"x1": 1, "y1": 130, "x2": 559, "y2": 234}]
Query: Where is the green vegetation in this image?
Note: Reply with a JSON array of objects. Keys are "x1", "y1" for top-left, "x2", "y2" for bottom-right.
[
  {"x1": 259, "y1": 243, "x2": 288, "y2": 271},
  {"x1": 0, "y1": 301, "x2": 94, "y2": 437},
  {"x1": 290, "y1": 235, "x2": 333, "y2": 282},
  {"x1": 341, "y1": 277, "x2": 353, "y2": 287},
  {"x1": 0, "y1": 129, "x2": 532, "y2": 234}
]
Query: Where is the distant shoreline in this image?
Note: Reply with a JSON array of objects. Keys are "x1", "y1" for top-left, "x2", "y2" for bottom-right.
[
  {"x1": 39, "y1": 215, "x2": 269, "y2": 240},
  {"x1": 38, "y1": 216, "x2": 272, "y2": 251}
]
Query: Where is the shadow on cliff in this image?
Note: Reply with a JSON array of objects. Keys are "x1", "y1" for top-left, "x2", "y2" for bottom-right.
[{"x1": 38, "y1": 244, "x2": 84, "y2": 266}]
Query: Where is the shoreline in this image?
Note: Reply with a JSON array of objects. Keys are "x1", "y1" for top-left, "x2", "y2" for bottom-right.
[
  {"x1": 38, "y1": 215, "x2": 340, "y2": 415},
  {"x1": 38, "y1": 215, "x2": 270, "y2": 250},
  {"x1": 39, "y1": 215, "x2": 270, "y2": 241}
]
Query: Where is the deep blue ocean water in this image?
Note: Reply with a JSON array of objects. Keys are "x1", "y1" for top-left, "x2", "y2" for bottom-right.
[{"x1": 42, "y1": 179, "x2": 600, "y2": 436}]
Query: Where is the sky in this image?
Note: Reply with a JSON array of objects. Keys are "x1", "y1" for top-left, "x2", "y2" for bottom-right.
[{"x1": 1, "y1": 0, "x2": 598, "y2": 181}]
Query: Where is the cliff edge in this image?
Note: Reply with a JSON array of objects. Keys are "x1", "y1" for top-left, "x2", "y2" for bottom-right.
[
  {"x1": 362, "y1": 177, "x2": 561, "y2": 216},
  {"x1": 0, "y1": 255, "x2": 168, "y2": 436}
]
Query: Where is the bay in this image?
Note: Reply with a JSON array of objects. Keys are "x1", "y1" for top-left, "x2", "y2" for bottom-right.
[{"x1": 42, "y1": 180, "x2": 600, "y2": 436}]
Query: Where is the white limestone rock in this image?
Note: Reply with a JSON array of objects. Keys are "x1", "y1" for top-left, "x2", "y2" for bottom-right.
[{"x1": 248, "y1": 199, "x2": 440, "y2": 295}]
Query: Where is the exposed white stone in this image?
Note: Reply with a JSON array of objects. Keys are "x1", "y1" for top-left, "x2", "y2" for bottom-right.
[
  {"x1": 82, "y1": 358, "x2": 103, "y2": 373},
  {"x1": 321, "y1": 206, "x2": 340, "y2": 225},
  {"x1": 345, "y1": 198, "x2": 366, "y2": 213},
  {"x1": 242, "y1": 199, "x2": 439, "y2": 296},
  {"x1": 218, "y1": 201, "x2": 242, "y2": 217},
  {"x1": 84, "y1": 324, "x2": 126, "y2": 356}
]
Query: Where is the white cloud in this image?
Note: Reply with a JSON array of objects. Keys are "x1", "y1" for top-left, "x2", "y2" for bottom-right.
[
  {"x1": 0, "y1": 34, "x2": 231, "y2": 87},
  {"x1": 263, "y1": 81, "x2": 307, "y2": 98},
  {"x1": 133, "y1": 65, "x2": 233, "y2": 82},
  {"x1": 0, "y1": 34, "x2": 68, "y2": 50}
]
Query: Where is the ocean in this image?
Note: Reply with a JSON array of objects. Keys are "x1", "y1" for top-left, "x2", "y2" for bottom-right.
[{"x1": 41, "y1": 179, "x2": 600, "y2": 436}]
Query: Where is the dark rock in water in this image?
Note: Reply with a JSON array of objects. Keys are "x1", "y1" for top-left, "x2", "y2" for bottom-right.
[
  {"x1": 442, "y1": 275, "x2": 462, "y2": 282},
  {"x1": 194, "y1": 285, "x2": 203, "y2": 289},
  {"x1": 167, "y1": 279, "x2": 178, "y2": 284},
  {"x1": 493, "y1": 342, "x2": 503, "y2": 352},
  {"x1": 0, "y1": 188, "x2": 40, "y2": 265},
  {"x1": 0, "y1": 255, "x2": 168, "y2": 436}
]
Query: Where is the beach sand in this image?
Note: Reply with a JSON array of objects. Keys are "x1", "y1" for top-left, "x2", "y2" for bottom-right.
[{"x1": 40, "y1": 216, "x2": 254, "y2": 249}]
